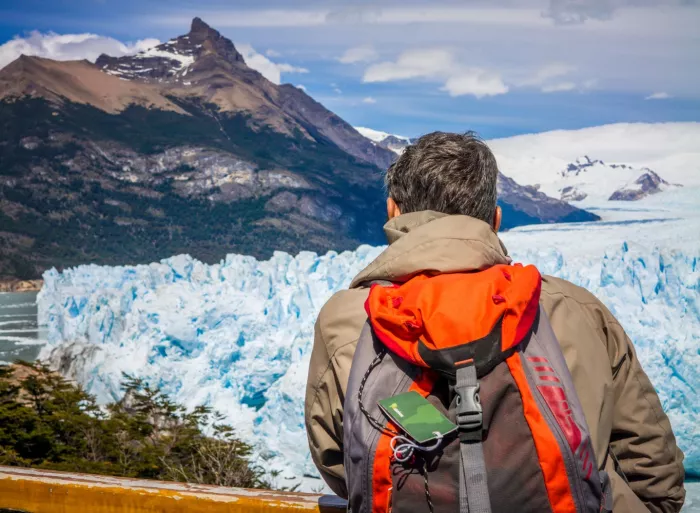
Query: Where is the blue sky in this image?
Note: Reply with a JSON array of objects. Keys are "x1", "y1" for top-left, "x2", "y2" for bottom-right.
[{"x1": 1, "y1": 0, "x2": 699, "y2": 139}]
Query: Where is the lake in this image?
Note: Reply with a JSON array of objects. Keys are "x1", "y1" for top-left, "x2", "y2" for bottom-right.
[{"x1": 0, "y1": 292, "x2": 45, "y2": 364}]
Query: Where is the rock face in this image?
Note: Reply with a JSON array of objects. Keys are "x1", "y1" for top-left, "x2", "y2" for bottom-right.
[
  {"x1": 96, "y1": 17, "x2": 245, "y2": 84},
  {"x1": 560, "y1": 185, "x2": 588, "y2": 202},
  {"x1": 93, "y1": 18, "x2": 395, "y2": 171},
  {"x1": 609, "y1": 169, "x2": 676, "y2": 201},
  {"x1": 380, "y1": 135, "x2": 415, "y2": 155},
  {"x1": 0, "y1": 18, "x2": 597, "y2": 279},
  {"x1": 0, "y1": 279, "x2": 43, "y2": 292},
  {"x1": 497, "y1": 174, "x2": 597, "y2": 226},
  {"x1": 562, "y1": 155, "x2": 602, "y2": 176}
]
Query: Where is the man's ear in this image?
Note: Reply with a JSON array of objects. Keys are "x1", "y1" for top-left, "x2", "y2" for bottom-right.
[
  {"x1": 493, "y1": 206, "x2": 502, "y2": 233},
  {"x1": 387, "y1": 197, "x2": 401, "y2": 220}
]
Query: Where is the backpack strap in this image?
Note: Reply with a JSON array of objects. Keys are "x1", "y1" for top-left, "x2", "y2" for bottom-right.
[{"x1": 456, "y1": 363, "x2": 491, "y2": 513}]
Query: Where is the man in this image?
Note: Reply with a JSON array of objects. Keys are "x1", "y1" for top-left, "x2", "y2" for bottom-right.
[{"x1": 305, "y1": 131, "x2": 685, "y2": 512}]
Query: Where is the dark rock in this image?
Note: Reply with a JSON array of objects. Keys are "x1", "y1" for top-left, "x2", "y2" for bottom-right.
[
  {"x1": 562, "y1": 156, "x2": 602, "y2": 177},
  {"x1": 497, "y1": 173, "x2": 599, "y2": 226},
  {"x1": 609, "y1": 169, "x2": 676, "y2": 201},
  {"x1": 560, "y1": 185, "x2": 588, "y2": 202}
]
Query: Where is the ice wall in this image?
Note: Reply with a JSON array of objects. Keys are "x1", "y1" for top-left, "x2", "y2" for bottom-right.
[{"x1": 38, "y1": 238, "x2": 699, "y2": 485}]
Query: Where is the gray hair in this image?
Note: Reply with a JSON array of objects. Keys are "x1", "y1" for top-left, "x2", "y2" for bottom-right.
[{"x1": 385, "y1": 131, "x2": 499, "y2": 224}]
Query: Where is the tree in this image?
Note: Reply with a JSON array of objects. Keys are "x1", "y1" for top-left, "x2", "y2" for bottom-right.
[{"x1": 0, "y1": 362, "x2": 267, "y2": 489}]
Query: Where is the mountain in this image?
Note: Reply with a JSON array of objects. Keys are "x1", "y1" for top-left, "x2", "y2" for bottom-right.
[
  {"x1": 497, "y1": 155, "x2": 680, "y2": 203},
  {"x1": 488, "y1": 123, "x2": 700, "y2": 203},
  {"x1": 559, "y1": 157, "x2": 678, "y2": 202},
  {"x1": 0, "y1": 18, "x2": 595, "y2": 280},
  {"x1": 354, "y1": 126, "x2": 597, "y2": 223},
  {"x1": 609, "y1": 169, "x2": 673, "y2": 201},
  {"x1": 354, "y1": 126, "x2": 414, "y2": 155}
]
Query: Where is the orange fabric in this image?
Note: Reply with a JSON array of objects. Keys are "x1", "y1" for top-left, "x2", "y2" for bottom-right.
[
  {"x1": 506, "y1": 352, "x2": 576, "y2": 513},
  {"x1": 371, "y1": 369, "x2": 438, "y2": 513},
  {"x1": 372, "y1": 426, "x2": 396, "y2": 513},
  {"x1": 365, "y1": 264, "x2": 541, "y2": 366}
]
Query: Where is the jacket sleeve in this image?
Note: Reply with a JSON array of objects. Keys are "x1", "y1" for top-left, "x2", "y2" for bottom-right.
[
  {"x1": 305, "y1": 314, "x2": 349, "y2": 498},
  {"x1": 600, "y1": 304, "x2": 685, "y2": 513}
]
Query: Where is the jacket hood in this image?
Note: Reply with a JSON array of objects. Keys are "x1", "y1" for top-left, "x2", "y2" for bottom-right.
[
  {"x1": 350, "y1": 211, "x2": 510, "y2": 289},
  {"x1": 364, "y1": 263, "x2": 542, "y2": 371}
]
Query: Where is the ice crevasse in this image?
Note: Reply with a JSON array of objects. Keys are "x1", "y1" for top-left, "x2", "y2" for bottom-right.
[{"x1": 38, "y1": 240, "x2": 700, "y2": 484}]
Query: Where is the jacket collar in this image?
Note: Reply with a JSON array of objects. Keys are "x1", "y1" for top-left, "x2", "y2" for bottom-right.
[{"x1": 350, "y1": 211, "x2": 510, "y2": 288}]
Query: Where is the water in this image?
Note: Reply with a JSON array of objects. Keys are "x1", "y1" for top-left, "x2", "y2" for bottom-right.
[{"x1": 0, "y1": 292, "x2": 45, "y2": 365}]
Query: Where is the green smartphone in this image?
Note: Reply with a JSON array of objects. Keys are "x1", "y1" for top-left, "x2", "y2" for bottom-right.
[{"x1": 378, "y1": 391, "x2": 457, "y2": 444}]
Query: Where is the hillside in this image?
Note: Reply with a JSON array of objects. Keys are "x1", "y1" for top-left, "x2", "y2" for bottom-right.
[{"x1": 0, "y1": 18, "x2": 596, "y2": 279}]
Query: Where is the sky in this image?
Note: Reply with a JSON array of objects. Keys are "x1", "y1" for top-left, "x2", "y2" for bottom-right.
[{"x1": 0, "y1": 0, "x2": 698, "y2": 139}]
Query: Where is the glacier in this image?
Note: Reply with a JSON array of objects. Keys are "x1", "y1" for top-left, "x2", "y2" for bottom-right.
[{"x1": 38, "y1": 192, "x2": 700, "y2": 496}]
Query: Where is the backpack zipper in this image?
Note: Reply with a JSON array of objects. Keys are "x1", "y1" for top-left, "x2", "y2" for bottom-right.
[
  {"x1": 530, "y1": 378, "x2": 588, "y2": 512},
  {"x1": 362, "y1": 370, "x2": 413, "y2": 513}
]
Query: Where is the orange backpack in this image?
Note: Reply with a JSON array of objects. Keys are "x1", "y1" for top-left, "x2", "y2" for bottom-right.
[{"x1": 343, "y1": 264, "x2": 612, "y2": 513}]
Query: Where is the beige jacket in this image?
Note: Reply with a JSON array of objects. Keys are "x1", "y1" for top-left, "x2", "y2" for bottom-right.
[{"x1": 305, "y1": 212, "x2": 685, "y2": 512}]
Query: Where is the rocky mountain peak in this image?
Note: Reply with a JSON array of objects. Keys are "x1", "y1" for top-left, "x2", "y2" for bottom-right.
[
  {"x1": 95, "y1": 17, "x2": 245, "y2": 84},
  {"x1": 190, "y1": 17, "x2": 215, "y2": 36},
  {"x1": 186, "y1": 17, "x2": 245, "y2": 65},
  {"x1": 609, "y1": 168, "x2": 678, "y2": 201}
]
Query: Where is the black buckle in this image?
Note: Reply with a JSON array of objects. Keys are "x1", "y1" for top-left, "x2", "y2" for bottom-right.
[{"x1": 456, "y1": 384, "x2": 483, "y2": 442}]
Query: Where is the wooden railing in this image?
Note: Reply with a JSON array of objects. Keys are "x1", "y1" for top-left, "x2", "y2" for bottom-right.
[{"x1": 0, "y1": 466, "x2": 346, "y2": 512}]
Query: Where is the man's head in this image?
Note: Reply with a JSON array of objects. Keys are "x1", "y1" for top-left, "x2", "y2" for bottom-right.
[{"x1": 385, "y1": 131, "x2": 501, "y2": 231}]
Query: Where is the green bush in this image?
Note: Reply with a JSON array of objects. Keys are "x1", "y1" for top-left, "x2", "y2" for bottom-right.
[{"x1": 0, "y1": 362, "x2": 268, "y2": 489}]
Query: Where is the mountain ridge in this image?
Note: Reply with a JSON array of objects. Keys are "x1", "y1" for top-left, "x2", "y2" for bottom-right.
[
  {"x1": 1, "y1": 19, "x2": 395, "y2": 170},
  {"x1": 0, "y1": 18, "x2": 598, "y2": 280}
]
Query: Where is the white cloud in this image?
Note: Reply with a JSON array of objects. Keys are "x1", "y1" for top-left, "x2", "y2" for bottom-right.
[
  {"x1": 236, "y1": 43, "x2": 308, "y2": 85},
  {"x1": 157, "y1": 7, "x2": 548, "y2": 29},
  {"x1": 296, "y1": 84, "x2": 307, "y2": 91},
  {"x1": 266, "y1": 49, "x2": 281, "y2": 57},
  {"x1": 520, "y1": 63, "x2": 593, "y2": 93},
  {"x1": 527, "y1": 63, "x2": 577, "y2": 84},
  {"x1": 363, "y1": 49, "x2": 455, "y2": 82},
  {"x1": 362, "y1": 96, "x2": 377, "y2": 104},
  {"x1": 151, "y1": 5, "x2": 699, "y2": 99},
  {"x1": 363, "y1": 49, "x2": 507, "y2": 98},
  {"x1": 542, "y1": 82, "x2": 577, "y2": 93},
  {"x1": 543, "y1": 0, "x2": 693, "y2": 25},
  {"x1": 338, "y1": 44, "x2": 378, "y2": 64},
  {"x1": 443, "y1": 69, "x2": 509, "y2": 98},
  {"x1": 0, "y1": 31, "x2": 159, "y2": 70},
  {"x1": 333, "y1": 87, "x2": 342, "y2": 94},
  {"x1": 646, "y1": 92, "x2": 672, "y2": 100}
]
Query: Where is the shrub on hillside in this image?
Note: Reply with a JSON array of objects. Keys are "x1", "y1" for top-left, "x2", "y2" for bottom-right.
[{"x1": 0, "y1": 362, "x2": 267, "y2": 489}]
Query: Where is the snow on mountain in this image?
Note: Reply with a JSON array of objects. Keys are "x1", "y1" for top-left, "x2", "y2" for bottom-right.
[
  {"x1": 36, "y1": 188, "x2": 700, "y2": 491},
  {"x1": 354, "y1": 123, "x2": 699, "y2": 201},
  {"x1": 355, "y1": 126, "x2": 389, "y2": 142},
  {"x1": 354, "y1": 125, "x2": 600, "y2": 224},
  {"x1": 609, "y1": 169, "x2": 673, "y2": 201},
  {"x1": 496, "y1": 155, "x2": 679, "y2": 202},
  {"x1": 355, "y1": 126, "x2": 412, "y2": 155},
  {"x1": 489, "y1": 122, "x2": 700, "y2": 193},
  {"x1": 96, "y1": 18, "x2": 245, "y2": 84}
]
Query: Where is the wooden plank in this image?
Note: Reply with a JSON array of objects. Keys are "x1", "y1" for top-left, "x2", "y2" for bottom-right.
[{"x1": 0, "y1": 466, "x2": 346, "y2": 513}]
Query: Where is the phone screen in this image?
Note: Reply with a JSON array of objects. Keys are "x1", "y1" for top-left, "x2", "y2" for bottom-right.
[{"x1": 378, "y1": 391, "x2": 457, "y2": 444}]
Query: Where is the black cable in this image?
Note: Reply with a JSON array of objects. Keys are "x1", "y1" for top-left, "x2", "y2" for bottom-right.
[
  {"x1": 423, "y1": 458, "x2": 435, "y2": 513},
  {"x1": 357, "y1": 347, "x2": 435, "y2": 513},
  {"x1": 357, "y1": 348, "x2": 399, "y2": 437}
]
